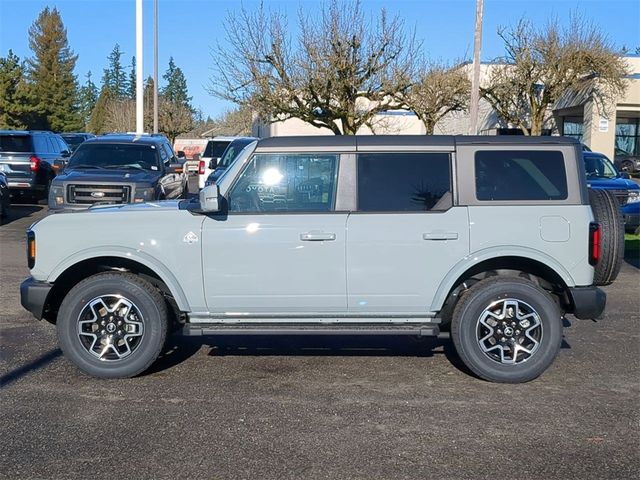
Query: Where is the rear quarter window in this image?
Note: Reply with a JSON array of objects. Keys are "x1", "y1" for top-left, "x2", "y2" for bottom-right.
[
  {"x1": 475, "y1": 150, "x2": 567, "y2": 201},
  {"x1": 203, "y1": 141, "x2": 231, "y2": 158}
]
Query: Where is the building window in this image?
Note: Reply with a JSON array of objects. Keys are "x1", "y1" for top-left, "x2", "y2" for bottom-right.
[
  {"x1": 615, "y1": 118, "x2": 639, "y2": 157},
  {"x1": 562, "y1": 118, "x2": 584, "y2": 143}
]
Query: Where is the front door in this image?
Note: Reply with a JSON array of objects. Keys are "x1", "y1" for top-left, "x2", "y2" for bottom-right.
[{"x1": 202, "y1": 152, "x2": 347, "y2": 314}]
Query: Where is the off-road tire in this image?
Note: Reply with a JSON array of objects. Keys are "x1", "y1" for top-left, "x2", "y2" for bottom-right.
[
  {"x1": 57, "y1": 272, "x2": 168, "y2": 379},
  {"x1": 451, "y1": 277, "x2": 562, "y2": 383},
  {"x1": 589, "y1": 189, "x2": 624, "y2": 285}
]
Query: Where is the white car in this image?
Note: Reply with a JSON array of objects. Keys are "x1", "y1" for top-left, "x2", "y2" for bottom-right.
[{"x1": 197, "y1": 136, "x2": 237, "y2": 190}]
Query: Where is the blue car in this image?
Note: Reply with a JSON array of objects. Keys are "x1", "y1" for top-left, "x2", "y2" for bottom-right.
[{"x1": 583, "y1": 152, "x2": 640, "y2": 231}]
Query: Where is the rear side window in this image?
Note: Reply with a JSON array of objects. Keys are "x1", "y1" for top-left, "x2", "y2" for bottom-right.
[
  {"x1": 357, "y1": 153, "x2": 452, "y2": 212},
  {"x1": 475, "y1": 150, "x2": 567, "y2": 201},
  {"x1": 0, "y1": 135, "x2": 32, "y2": 152},
  {"x1": 33, "y1": 135, "x2": 50, "y2": 153},
  {"x1": 203, "y1": 141, "x2": 230, "y2": 158}
]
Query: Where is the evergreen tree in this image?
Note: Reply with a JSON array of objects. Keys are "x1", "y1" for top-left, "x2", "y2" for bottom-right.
[
  {"x1": 126, "y1": 56, "x2": 136, "y2": 99},
  {"x1": 78, "y1": 71, "x2": 98, "y2": 129},
  {"x1": 25, "y1": 7, "x2": 82, "y2": 131},
  {"x1": 87, "y1": 87, "x2": 111, "y2": 134},
  {"x1": 0, "y1": 50, "x2": 32, "y2": 129},
  {"x1": 162, "y1": 57, "x2": 192, "y2": 109},
  {"x1": 102, "y1": 44, "x2": 127, "y2": 98}
]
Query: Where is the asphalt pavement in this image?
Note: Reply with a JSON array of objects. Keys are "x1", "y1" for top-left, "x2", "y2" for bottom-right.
[{"x1": 1, "y1": 190, "x2": 639, "y2": 479}]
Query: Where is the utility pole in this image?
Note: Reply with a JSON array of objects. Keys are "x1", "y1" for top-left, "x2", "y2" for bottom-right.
[
  {"x1": 153, "y1": 0, "x2": 159, "y2": 134},
  {"x1": 135, "y1": 0, "x2": 143, "y2": 134},
  {"x1": 469, "y1": 0, "x2": 484, "y2": 135}
]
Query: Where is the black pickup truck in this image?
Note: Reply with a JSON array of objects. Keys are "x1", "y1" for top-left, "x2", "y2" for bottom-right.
[{"x1": 48, "y1": 134, "x2": 187, "y2": 211}]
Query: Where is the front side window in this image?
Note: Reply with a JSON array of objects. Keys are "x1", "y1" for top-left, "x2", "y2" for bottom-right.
[
  {"x1": 228, "y1": 153, "x2": 338, "y2": 213},
  {"x1": 357, "y1": 152, "x2": 452, "y2": 212},
  {"x1": 475, "y1": 150, "x2": 567, "y2": 201}
]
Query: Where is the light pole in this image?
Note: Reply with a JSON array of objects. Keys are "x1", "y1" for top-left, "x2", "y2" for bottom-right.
[
  {"x1": 469, "y1": 0, "x2": 484, "y2": 135},
  {"x1": 153, "y1": 0, "x2": 159, "y2": 134},
  {"x1": 135, "y1": 0, "x2": 143, "y2": 134}
]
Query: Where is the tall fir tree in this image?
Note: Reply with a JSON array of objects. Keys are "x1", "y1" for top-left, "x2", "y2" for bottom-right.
[
  {"x1": 78, "y1": 71, "x2": 98, "y2": 130},
  {"x1": 25, "y1": 7, "x2": 82, "y2": 131},
  {"x1": 0, "y1": 50, "x2": 32, "y2": 129},
  {"x1": 87, "y1": 87, "x2": 111, "y2": 134},
  {"x1": 126, "y1": 56, "x2": 137, "y2": 99},
  {"x1": 102, "y1": 44, "x2": 127, "y2": 98},
  {"x1": 162, "y1": 57, "x2": 192, "y2": 109}
]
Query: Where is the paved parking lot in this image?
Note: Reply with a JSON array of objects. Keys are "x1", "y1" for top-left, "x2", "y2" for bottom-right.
[{"x1": 1, "y1": 191, "x2": 639, "y2": 479}]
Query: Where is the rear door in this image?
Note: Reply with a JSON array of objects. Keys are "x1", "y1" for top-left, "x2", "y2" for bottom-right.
[{"x1": 346, "y1": 151, "x2": 469, "y2": 314}]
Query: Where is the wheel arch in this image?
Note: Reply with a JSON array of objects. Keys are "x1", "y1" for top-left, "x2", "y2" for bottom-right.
[
  {"x1": 43, "y1": 250, "x2": 189, "y2": 323},
  {"x1": 431, "y1": 249, "x2": 574, "y2": 313}
]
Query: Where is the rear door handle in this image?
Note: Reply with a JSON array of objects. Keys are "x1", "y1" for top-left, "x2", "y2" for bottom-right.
[
  {"x1": 300, "y1": 231, "x2": 336, "y2": 241},
  {"x1": 423, "y1": 232, "x2": 458, "y2": 241}
]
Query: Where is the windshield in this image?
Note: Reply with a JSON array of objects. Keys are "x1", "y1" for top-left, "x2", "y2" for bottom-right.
[
  {"x1": 584, "y1": 154, "x2": 618, "y2": 179},
  {"x1": 68, "y1": 143, "x2": 159, "y2": 170},
  {"x1": 203, "y1": 140, "x2": 230, "y2": 158},
  {"x1": 218, "y1": 140, "x2": 252, "y2": 168},
  {"x1": 61, "y1": 135, "x2": 86, "y2": 147},
  {"x1": 0, "y1": 135, "x2": 32, "y2": 152}
]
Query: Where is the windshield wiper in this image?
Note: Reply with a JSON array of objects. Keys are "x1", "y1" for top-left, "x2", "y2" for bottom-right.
[{"x1": 102, "y1": 165, "x2": 145, "y2": 170}]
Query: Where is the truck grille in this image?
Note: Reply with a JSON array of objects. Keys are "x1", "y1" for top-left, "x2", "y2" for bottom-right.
[
  {"x1": 67, "y1": 184, "x2": 131, "y2": 205},
  {"x1": 610, "y1": 190, "x2": 629, "y2": 207}
]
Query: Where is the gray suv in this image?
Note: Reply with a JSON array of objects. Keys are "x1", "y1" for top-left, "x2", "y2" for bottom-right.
[
  {"x1": 20, "y1": 136, "x2": 622, "y2": 383},
  {"x1": 0, "y1": 130, "x2": 71, "y2": 201}
]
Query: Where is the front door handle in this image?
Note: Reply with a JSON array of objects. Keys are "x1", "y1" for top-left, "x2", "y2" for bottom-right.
[
  {"x1": 423, "y1": 232, "x2": 458, "y2": 241},
  {"x1": 300, "y1": 231, "x2": 336, "y2": 241}
]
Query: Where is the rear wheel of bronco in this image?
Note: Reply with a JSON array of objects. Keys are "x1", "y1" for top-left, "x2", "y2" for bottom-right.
[
  {"x1": 589, "y1": 189, "x2": 624, "y2": 286},
  {"x1": 57, "y1": 272, "x2": 168, "y2": 379},
  {"x1": 451, "y1": 277, "x2": 562, "y2": 383}
]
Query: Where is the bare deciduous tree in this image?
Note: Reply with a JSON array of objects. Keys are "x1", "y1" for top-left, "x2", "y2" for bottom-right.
[
  {"x1": 403, "y1": 62, "x2": 470, "y2": 134},
  {"x1": 210, "y1": 0, "x2": 419, "y2": 135},
  {"x1": 159, "y1": 98, "x2": 193, "y2": 143},
  {"x1": 481, "y1": 16, "x2": 628, "y2": 135}
]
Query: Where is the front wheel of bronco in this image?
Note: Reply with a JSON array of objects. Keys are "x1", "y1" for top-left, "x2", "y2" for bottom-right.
[
  {"x1": 451, "y1": 277, "x2": 562, "y2": 383},
  {"x1": 57, "y1": 272, "x2": 168, "y2": 379}
]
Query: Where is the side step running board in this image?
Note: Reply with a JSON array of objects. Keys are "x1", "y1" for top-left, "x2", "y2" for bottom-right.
[{"x1": 183, "y1": 324, "x2": 440, "y2": 337}]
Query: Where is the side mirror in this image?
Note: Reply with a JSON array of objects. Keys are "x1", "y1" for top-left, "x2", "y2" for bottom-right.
[
  {"x1": 61, "y1": 150, "x2": 71, "y2": 158},
  {"x1": 192, "y1": 153, "x2": 200, "y2": 162},
  {"x1": 177, "y1": 151, "x2": 186, "y2": 158},
  {"x1": 53, "y1": 159, "x2": 67, "y2": 173},
  {"x1": 199, "y1": 184, "x2": 220, "y2": 212},
  {"x1": 621, "y1": 171, "x2": 631, "y2": 179},
  {"x1": 209, "y1": 159, "x2": 218, "y2": 170}
]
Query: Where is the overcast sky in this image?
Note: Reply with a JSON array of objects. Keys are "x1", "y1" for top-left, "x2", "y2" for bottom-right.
[{"x1": 1, "y1": 0, "x2": 639, "y2": 119}]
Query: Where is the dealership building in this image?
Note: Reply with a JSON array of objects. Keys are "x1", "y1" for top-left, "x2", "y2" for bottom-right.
[{"x1": 252, "y1": 55, "x2": 640, "y2": 161}]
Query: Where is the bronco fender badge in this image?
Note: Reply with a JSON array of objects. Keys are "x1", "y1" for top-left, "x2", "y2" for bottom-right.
[{"x1": 183, "y1": 231, "x2": 199, "y2": 244}]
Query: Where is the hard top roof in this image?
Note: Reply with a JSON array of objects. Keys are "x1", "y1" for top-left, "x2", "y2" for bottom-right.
[{"x1": 255, "y1": 135, "x2": 580, "y2": 150}]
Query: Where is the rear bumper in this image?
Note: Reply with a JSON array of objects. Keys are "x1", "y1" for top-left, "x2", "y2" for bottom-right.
[
  {"x1": 568, "y1": 286, "x2": 606, "y2": 320},
  {"x1": 20, "y1": 277, "x2": 52, "y2": 320}
]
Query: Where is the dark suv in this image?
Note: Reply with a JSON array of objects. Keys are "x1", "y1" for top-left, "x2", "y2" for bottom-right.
[
  {"x1": 48, "y1": 134, "x2": 187, "y2": 211},
  {"x1": 0, "y1": 130, "x2": 71, "y2": 201}
]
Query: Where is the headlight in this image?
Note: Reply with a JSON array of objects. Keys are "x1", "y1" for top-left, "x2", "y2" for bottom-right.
[
  {"x1": 133, "y1": 187, "x2": 155, "y2": 203},
  {"x1": 48, "y1": 184, "x2": 64, "y2": 206},
  {"x1": 627, "y1": 191, "x2": 640, "y2": 204}
]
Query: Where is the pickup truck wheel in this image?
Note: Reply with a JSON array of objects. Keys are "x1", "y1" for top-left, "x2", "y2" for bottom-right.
[
  {"x1": 451, "y1": 277, "x2": 562, "y2": 383},
  {"x1": 57, "y1": 272, "x2": 168, "y2": 378},
  {"x1": 588, "y1": 189, "x2": 624, "y2": 286}
]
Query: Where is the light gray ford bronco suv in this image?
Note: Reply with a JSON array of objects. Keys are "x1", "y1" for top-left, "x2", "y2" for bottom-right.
[{"x1": 20, "y1": 136, "x2": 623, "y2": 383}]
